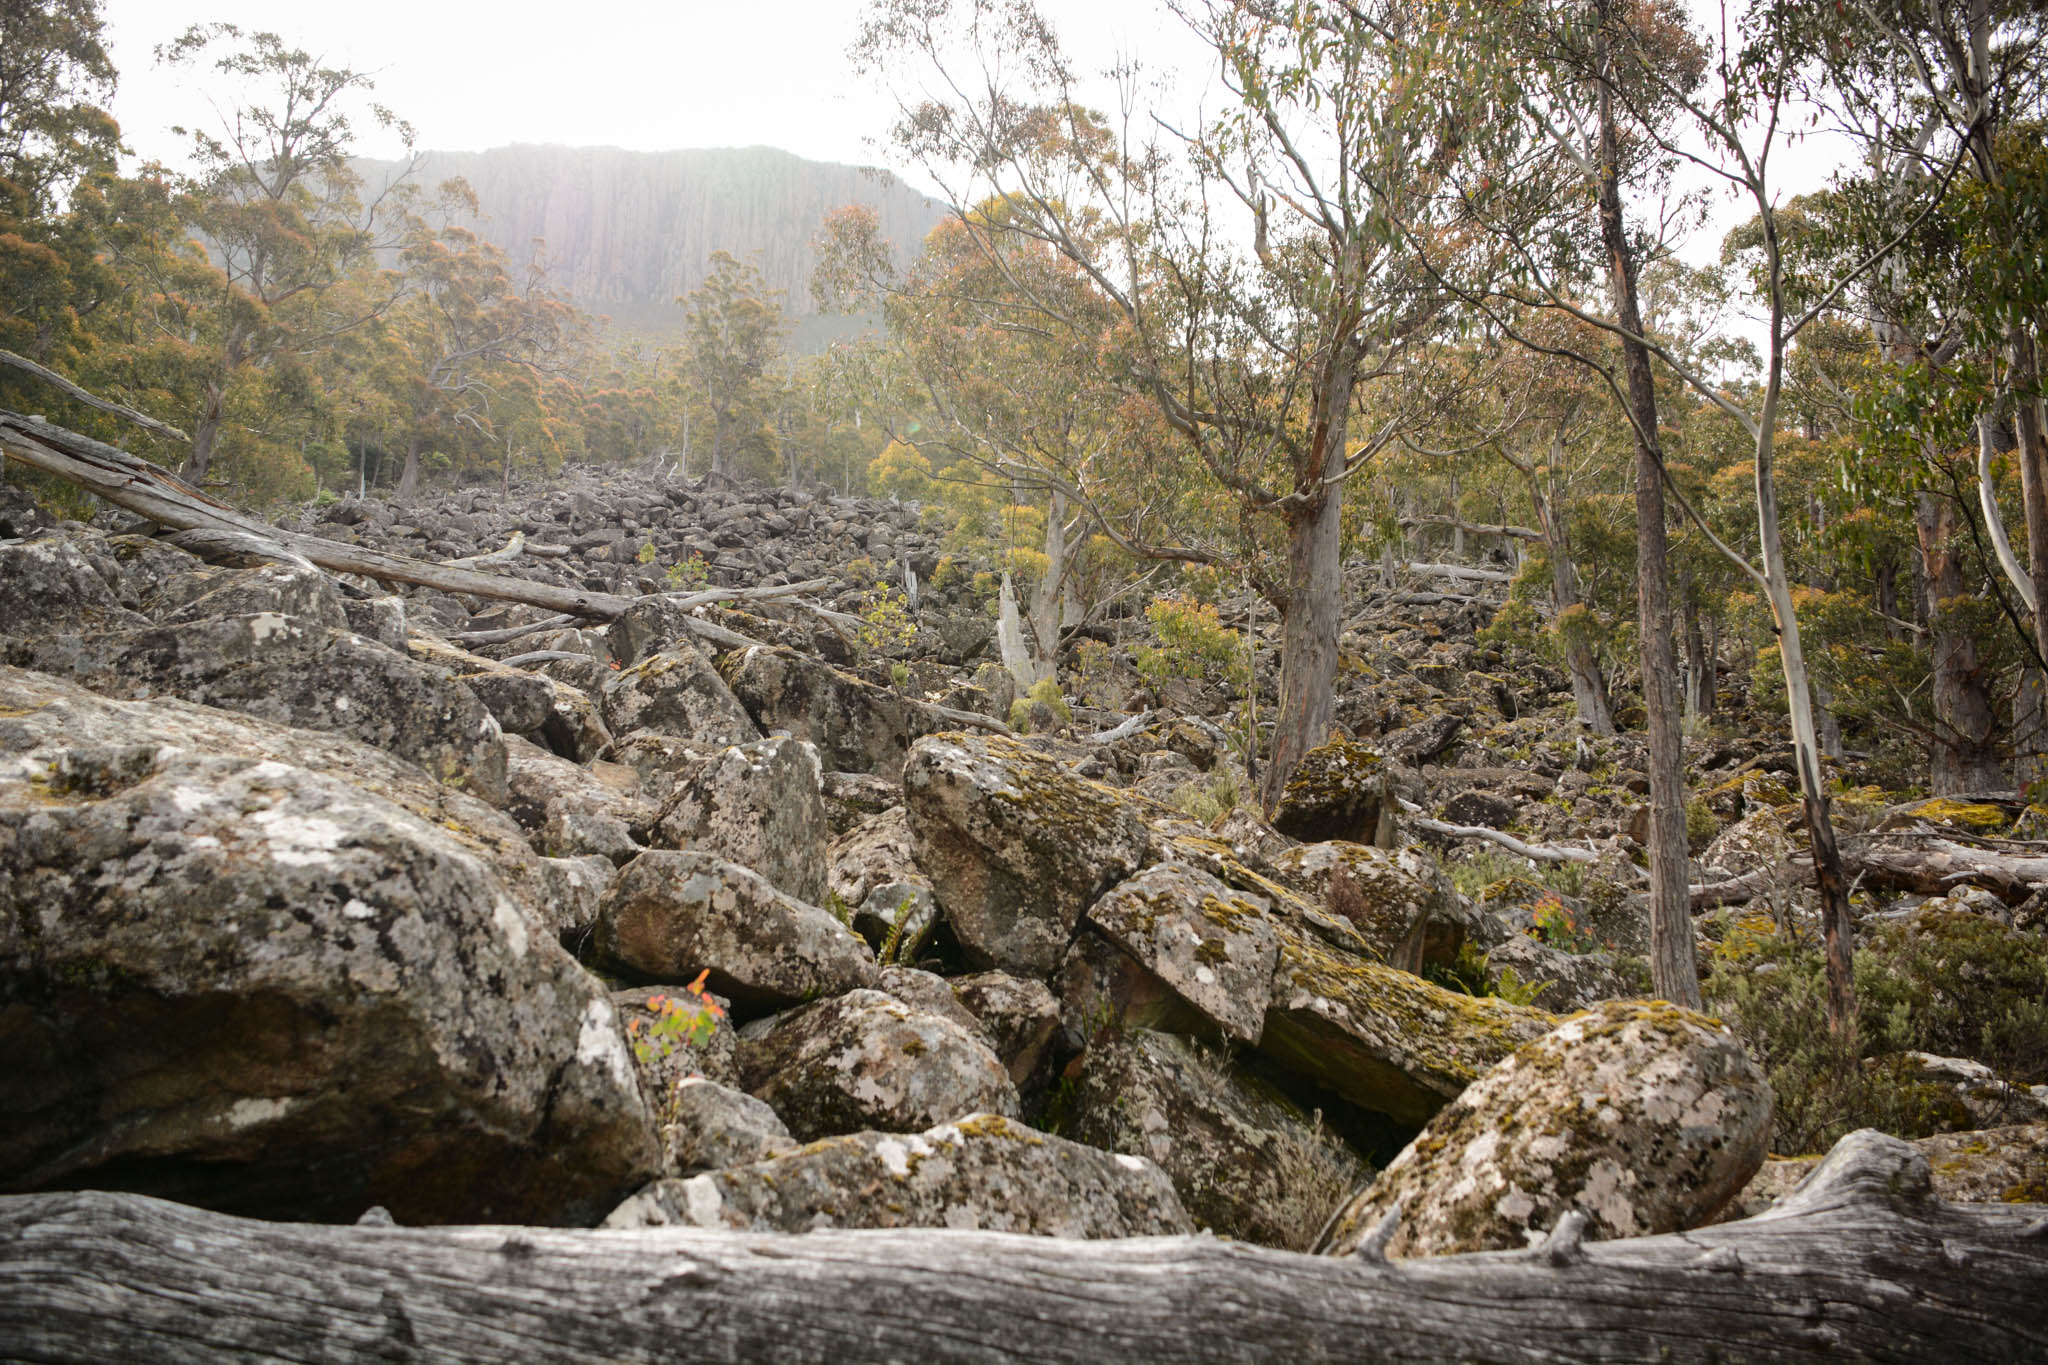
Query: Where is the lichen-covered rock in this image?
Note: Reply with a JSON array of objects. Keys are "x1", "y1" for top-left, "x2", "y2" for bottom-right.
[
  {"x1": 1084, "y1": 862, "x2": 1277, "y2": 1045},
  {"x1": 407, "y1": 633, "x2": 555, "y2": 736},
  {"x1": 659, "y1": 1077, "x2": 796, "y2": 1174},
  {"x1": 340, "y1": 594, "x2": 410, "y2": 652},
  {"x1": 1064, "y1": 1030, "x2": 1368, "y2": 1249},
  {"x1": 1260, "y1": 924, "x2": 1555, "y2": 1125},
  {"x1": 653, "y1": 734, "x2": 827, "y2": 904},
  {"x1": 536, "y1": 674, "x2": 609, "y2": 763},
  {"x1": 826, "y1": 806, "x2": 924, "y2": 907},
  {"x1": 0, "y1": 667, "x2": 553, "y2": 907},
  {"x1": 876, "y1": 966, "x2": 987, "y2": 1035},
  {"x1": 1271, "y1": 739, "x2": 1391, "y2": 844},
  {"x1": 0, "y1": 703, "x2": 660, "y2": 1226},
  {"x1": 594, "y1": 851, "x2": 876, "y2": 1011},
  {"x1": 1718, "y1": 1121, "x2": 2048, "y2": 1221},
  {"x1": 737, "y1": 989, "x2": 1019, "y2": 1141},
  {"x1": 603, "y1": 1113, "x2": 1191, "y2": 1237},
  {"x1": 1319, "y1": 1000, "x2": 1771, "y2": 1258},
  {"x1": 950, "y1": 971, "x2": 1060, "y2": 1089},
  {"x1": 9, "y1": 613, "x2": 509, "y2": 805},
  {"x1": 0, "y1": 535, "x2": 145, "y2": 635},
  {"x1": 904, "y1": 733, "x2": 1150, "y2": 975},
  {"x1": 820, "y1": 769, "x2": 901, "y2": 835},
  {"x1": 600, "y1": 642, "x2": 760, "y2": 758},
  {"x1": 155, "y1": 562, "x2": 349, "y2": 632},
  {"x1": 1271, "y1": 841, "x2": 1481, "y2": 976},
  {"x1": 722, "y1": 643, "x2": 938, "y2": 777},
  {"x1": 1897, "y1": 1052, "x2": 2048, "y2": 1129}
]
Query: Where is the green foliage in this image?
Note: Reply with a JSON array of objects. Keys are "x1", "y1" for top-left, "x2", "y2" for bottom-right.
[
  {"x1": 854, "y1": 583, "x2": 916, "y2": 657},
  {"x1": 1705, "y1": 910, "x2": 2048, "y2": 1153},
  {"x1": 1169, "y1": 771, "x2": 1240, "y2": 823},
  {"x1": 1135, "y1": 597, "x2": 1246, "y2": 690},
  {"x1": 1423, "y1": 941, "x2": 1551, "y2": 1007},
  {"x1": 876, "y1": 893, "x2": 932, "y2": 967},
  {"x1": 665, "y1": 552, "x2": 709, "y2": 591},
  {"x1": 1528, "y1": 893, "x2": 1598, "y2": 954},
  {"x1": 1026, "y1": 677, "x2": 1071, "y2": 721},
  {"x1": 626, "y1": 969, "x2": 726, "y2": 1065}
]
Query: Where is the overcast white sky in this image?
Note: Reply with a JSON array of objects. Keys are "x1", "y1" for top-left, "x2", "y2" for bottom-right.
[{"x1": 98, "y1": 0, "x2": 1215, "y2": 185}]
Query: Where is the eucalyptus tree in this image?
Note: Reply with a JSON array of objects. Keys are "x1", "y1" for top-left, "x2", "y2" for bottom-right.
[
  {"x1": 856, "y1": 0, "x2": 1463, "y2": 807},
  {"x1": 679, "y1": 250, "x2": 791, "y2": 478},
  {"x1": 152, "y1": 24, "x2": 420, "y2": 486}
]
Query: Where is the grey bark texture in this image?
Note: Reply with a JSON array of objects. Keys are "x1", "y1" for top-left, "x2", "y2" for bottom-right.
[{"x1": 0, "y1": 1132, "x2": 2042, "y2": 1363}]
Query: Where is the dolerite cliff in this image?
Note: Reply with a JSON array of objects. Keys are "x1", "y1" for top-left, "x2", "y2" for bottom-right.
[{"x1": 360, "y1": 145, "x2": 946, "y2": 335}]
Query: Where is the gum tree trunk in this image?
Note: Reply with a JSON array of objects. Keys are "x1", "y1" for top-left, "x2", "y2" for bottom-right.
[{"x1": 1593, "y1": 22, "x2": 1698, "y2": 1009}]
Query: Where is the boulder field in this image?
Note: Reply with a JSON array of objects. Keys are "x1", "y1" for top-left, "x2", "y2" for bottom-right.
[{"x1": 0, "y1": 466, "x2": 1815, "y2": 1248}]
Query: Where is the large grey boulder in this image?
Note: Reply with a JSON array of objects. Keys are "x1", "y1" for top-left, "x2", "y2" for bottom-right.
[
  {"x1": 0, "y1": 679, "x2": 660, "y2": 1226},
  {"x1": 904, "y1": 733, "x2": 1150, "y2": 975},
  {"x1": 659, "y1": 1078, "x2": 797, "y2": 1175},
  {"x1": 600, "y1": 643, "x2": 760, "y2": 759},
  {"x1": 9, "y1": 612, "x2": 509, "y2": 805},
  {"x1": 738, "y1": 989, "x2": 1020, "y2": 1141},
  {"x1": 594, "y1": 851, "x2": 876, "y2": 1011},
  {"x1": 0, "y1": 535, "x2": 145, "y2": 635},
  {"x1": 1084, "y1": 862, "x2": 1277, "y2": 1045},
  {"x1": 722, "y1": 644, "x2": 939, "y2": 777},
  {"x1": 1063, "y1": 1030, "x2": 1368, "y2": 1250},
  {"x1": 503, "y1": 735, "x2": 650, "y2": 865},
  {"x1": 604, "y1": 1113, "x2": 1191, "y2": 1237},
  {"x1": 652, "y1": 734, "x2": 828, "y2": 904},
  {"x1": 154, "y1": 562, "x2": 349, "y2": 632},
  {"x1": 1319, "y1": 1000, "x2": 1772, "y2": 1258},
  {"x1": 1270, "y1": 739, "x2": 1392, "y2": 844}
]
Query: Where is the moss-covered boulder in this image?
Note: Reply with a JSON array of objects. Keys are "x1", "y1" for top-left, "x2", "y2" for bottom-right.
[
  {"x1": 737, "y1": 989, "x2": 1019, "y2": 1141},
  {"x1": 1062, "y1": 1030, "x2": 1368, "y2": 1249},
  {"x1": 594, "y1": 850, "x2": 877, "y2": 1011},
  {"x1": 1271, "y1": 739, "x2": 1392, "y2": 844},
  {"x1": 1718, "y1": 1121, "x2": 2048, "y2": 1221},
  {"x1": 1270, "y1": 841, "x2": 1480, "y2": 975},
  {"x1": 1259, "y1": 924, "x2": 1555, "y2": 1126},
  {"x1": 904, "y1": 733, "x2": 1150, "y2": 975},
  {"x1": 1320, "y1": 1000, "x2": 1771, "y2": 1258},
  {"x1": 1084, "y1": 862, "x2": 1278, "y2": 1044},
  {"x1": 604, "y1": 1113, "x2": 1191, "y2": 1237}
]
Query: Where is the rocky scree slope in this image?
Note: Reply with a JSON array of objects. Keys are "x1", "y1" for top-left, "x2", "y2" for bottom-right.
[{"x1": 0, "y1": 463, "x2": 2034, "y2": 1252}]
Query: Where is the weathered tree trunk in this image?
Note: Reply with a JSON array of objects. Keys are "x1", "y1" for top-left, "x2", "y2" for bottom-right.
[
  {"x1": 1539, "y1": 485, "x2": 1614, "y2": 736},
  {"x1": 182, "y1": 377, "x2": 225, "y2": 486},
  {"x1": 1029, "y1": 485, "x2": 1070, "y2": 675},
  {"x1": 1917, "y1": 491, "x2": 2004, "y2": 793},
  {"x1": 1, "y1": 1132, "x2": 2041, "y2": 1364},
  {"x1": 1260, "y1": 364, "x2": 1350, "y2": 814},
  {"x1": 1593, "y1": 29, "x2": 1697, "y2": 1009},
  {"x1": 395, "y1": 432, "x2": 424, "y2": 501}
]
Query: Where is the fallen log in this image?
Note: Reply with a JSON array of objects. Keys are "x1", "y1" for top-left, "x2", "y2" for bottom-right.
[
  {"x1": 1398, "y1": 798, "x2": 1619, "y2": 870},
  {"x1": 1690, "y1": 830, "x2": 2048, "y2": 910},
  {"x1": 0, "y1": 414, "x2": 883, "y2": 672},
  {"x1": 0, "y1": 1131, "x2": 2039, "y2": 1363},
  {"x1": 1406, "y1": 560, "x2": 1514, "y2": 583}
]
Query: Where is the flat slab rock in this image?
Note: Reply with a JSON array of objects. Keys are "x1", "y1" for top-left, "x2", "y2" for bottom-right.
[
  {"x1": 604, "y1": 1113, "x2": 1192, "y2": 1237},
  {"x1": 1320, "y1": 1000, "x2": 1772, "y2": 1257},
  {"x1": 1084, "y1": 862, "x2": 1277, "y2": 1045}
]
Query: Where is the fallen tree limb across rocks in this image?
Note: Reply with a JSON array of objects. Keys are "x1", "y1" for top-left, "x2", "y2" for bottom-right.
[
  {"x1": 1690, "y1": 830, "x2": 2048, "y2": 911},
  {"x1": 0, "y1": 413, "x2": 984, "y2": 716},
  {"x1": 1, "y1": 1131, "x2": 2038, "y2": 1363},
  {"x1": 1397, "y1": 797, "x2": 1617, "y2": 870}
]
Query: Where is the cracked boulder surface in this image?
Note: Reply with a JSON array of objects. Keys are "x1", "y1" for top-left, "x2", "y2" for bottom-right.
[
  {"x1": 603, "y1": 1113, "x2": 1191, "y2": 1237},
  {"x1": 1061, "y1": 1029, "x2": 1369, "y2": 1250},
  {"x1": 0, "y1": 674, "x2": 660, "y2": 1226},
  {"x1": 1319, "y1": 1000, "x2": 1771, "y2": 1258},
  {"x1": 652, "y1": 733, "x2": 828, "y2": 905},
  {"x1": 1083, "y1": 861, "x2": 1277, "y2": 1046},
  {"x1": 904, "y1": 733, "x2": 1151, "y2": 975}
]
